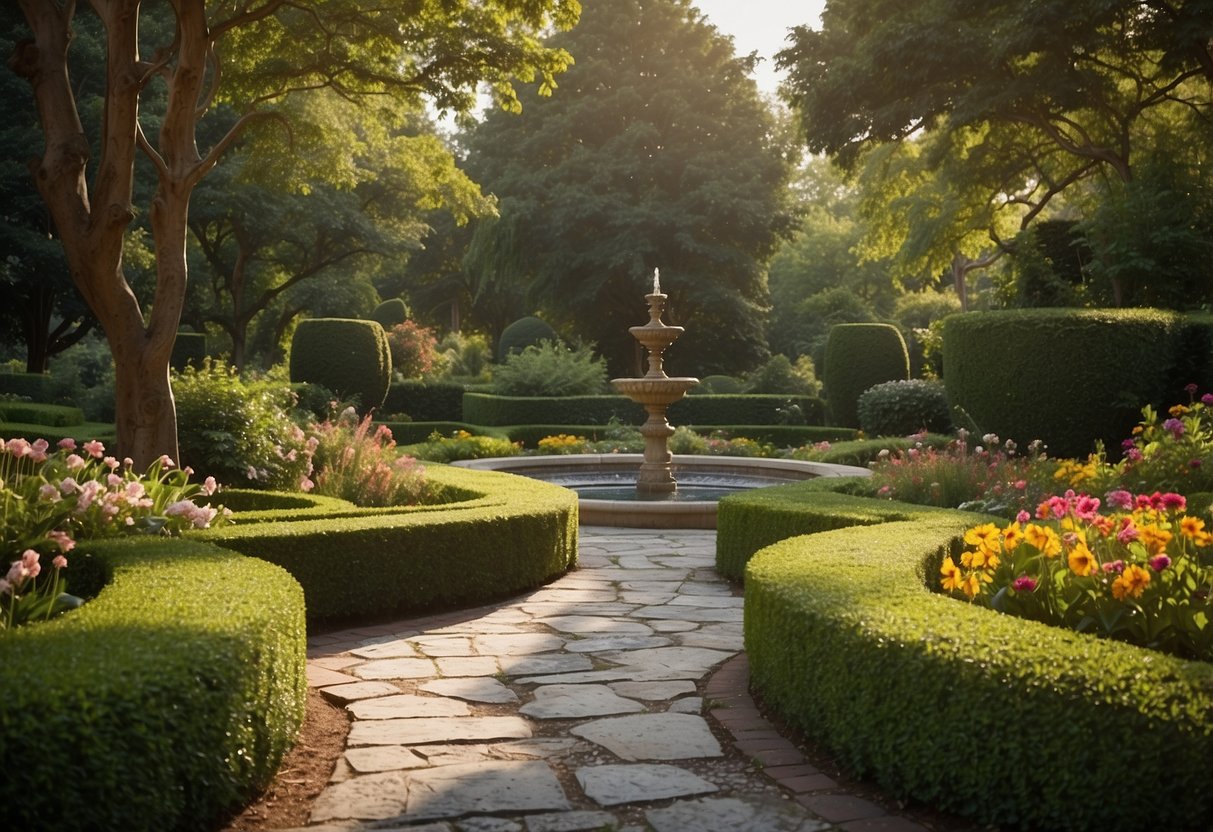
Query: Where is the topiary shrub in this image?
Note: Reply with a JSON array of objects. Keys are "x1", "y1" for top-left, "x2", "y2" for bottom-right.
[
  {"x1": 693, "y1": 374, "x2": 744, "y2": 394},
  {"x1": 857, "y1": 379, "x2": 952, "y2": 437},
  {"x1": 289, "y1": 318, "x2": 391, "y2": 413},
  {"x1": 370, "y1": 298, "x2": 410, "y2": 329},
  {"x1": 497, "y1": 316, "x2": 558, "y2": 361},
  {"x1": 822, "y1": 323, "x2": 910, "y2": 428},
  {"x1": 492, "y1": 341, "x2": 607, "y2": 397},
  {"x1": 941, "y1": 309, "x2": 1194, "y2": 458},
  {"x1": 170, "y1": 331, "x2": 207, "y2": 371},
  {"x1": 744, "y1": 354, "x2": 821, "y2": 397}
]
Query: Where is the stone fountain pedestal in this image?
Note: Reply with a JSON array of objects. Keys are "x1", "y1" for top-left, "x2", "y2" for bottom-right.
[{"x1": 611, "y1": 292, "x2": 698, "y2": 495}]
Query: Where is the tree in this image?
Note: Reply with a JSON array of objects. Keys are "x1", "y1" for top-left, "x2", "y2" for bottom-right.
[
  {"x1": 185, "y1": 97, "x2": 493, "y2": 371},
  {"x1": 463, "y1": 0, "x2": 797, "y2": 376},
  {"x1": 10, "y1": 0, "x2": 578, "y2": 466}
]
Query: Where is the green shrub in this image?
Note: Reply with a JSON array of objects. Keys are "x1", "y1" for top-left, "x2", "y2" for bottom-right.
[
  {"x1": 408, "y1": 430, "x2": 522, "y2": 463},
  {"x1": 464, "y1": 393, "x2": 643, "y2": 426},
  {"x1": 0, "y1": 401, "x2": 84, "y2": 427},
  {"x1": 786, "y1": 434, "x2": 953, "y2": 467},
  {"x1": 170, "y1": 331, "x2": 208, "y2": 371},
  {"x1": 378, "y1": 421, "x2": 506, "y2": 445},
  {"x1": 47, "y1": 338, "x2": 117, "y2": 421},
  {"x1": 382, "y1": 380, "x2": 465, "y2": 421},
  {"x1": 744, "y1": 354, "x2": 821, "y2": 397},
  {"x1": 822, "y1": 323, "x2": 910, "y2": 428},
  {"x1": 744, "y1": 517, "x2": 1213, "y2": 830},
  {"x1": 491, "y1": 341, "x2": 608, "y2": 397},
  {"x1": 669, "y1": 395, "x2": 827, "y2": 426},
  {"x1": 0, "y1": 537, "x2": 305, "y2": 831},
  {"x1": 941, "y1": 309, "x2": 1193, "y2": 458},
  {"x1": 0, "y1": 421, "x2": 116, "y2": 445},
  {"x1": 857, "y1": 379, "x2": 952, "y2": 437},
  {"x1": 435, "y1": 331, "x2": 493, "y2": 380},
  {"x1": 0, "y1": 372, "x2": 53, "y2": 401},
  {"x1": 289, "y1": 318, "x2": 391, "y2": 413},
  {"x1": 497, "y1": 316, "x2": 558, "y2": 360},
  {"x1": 692, "y1": 374, "x2": 744, "y2": 394},
  {"x1": 204, "y1": 465, "x2": 576, "y2": 622},
  {"x1": 370, "y1": 298, "x2": 410, "y2": 329},
  {"x1": 173, "y1": 361, "x2": 314, "y2": 490}
]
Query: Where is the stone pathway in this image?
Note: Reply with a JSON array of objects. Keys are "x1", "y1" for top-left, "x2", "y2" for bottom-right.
[{"x1": 296, "y1": 528, "x2": 936, "y2": 832}]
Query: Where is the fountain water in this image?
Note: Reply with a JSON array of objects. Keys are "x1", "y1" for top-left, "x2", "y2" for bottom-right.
[{"x1": 610, "y1": 276, "x2": 699, "y2": 495}]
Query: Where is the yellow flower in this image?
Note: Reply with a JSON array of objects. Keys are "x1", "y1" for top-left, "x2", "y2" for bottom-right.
[
  {"x1": 1067, "y1": 542, "x2": 1098, "y2": 577},
  {"x1": 1169, "y1": 404, "x2": 1190, "y2": 417},
  {"x1": 1024, "y1": 523, "x2": 1062, "y2": 557},
  {"x1": 962, "y1": 548, "x2": 1000, "y2": 570},
  {"x1": 1180, "y1": 516, "x2": 1206, "y2": 540},
  {"x1": 1138, "y1": 524, "x2": 1173, "y2": 556},
  {"x1": 964, "y1": 523, "x2": 1001, "y2": 553},
  {"x1": 1111, "y1": 564, "x2": 1151, "y2": 600},
  {"x1": 940, "y1": 557, "x2": 964, "y2": 592},
  {"x1": 961, "y1": 571, "x2": 984, "y2": 599},
  {"x1": 1002, "y1": 523, "x2": 1023, "y2": 551}
]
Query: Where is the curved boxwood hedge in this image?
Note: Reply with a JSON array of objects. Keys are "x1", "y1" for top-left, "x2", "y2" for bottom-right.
[
  {"x1": 0, "y1": 538, "x2": 306, "y2": 832},
  {"x1": 0, "y1": 420, "x2": 117, "y2": 445},
  {"x1": 203, "y1": 465, "x2": 578, "y2": 622},
  {"x1": 942, "y1": 308, "x2": 1197, "y2": 458},
  {"x1": 745, "y1": 517, "x2": 1213, "y2": 831},
  {"x1": 0, "y1": 401, "x2": 84, "y2": 427}
]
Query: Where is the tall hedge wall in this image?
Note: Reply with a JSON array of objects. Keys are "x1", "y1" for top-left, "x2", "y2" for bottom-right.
[
  {"x1": 382, "y1": 379, "x2": 466, "y2": 421},
  {"x1": 0, "y1": 538, "x2": 306, "y2": 831},
  {"x1": 822, "y1": 324, "x2": 910, "y2": 428},
  {"x1": 942, "y1": 309, "x2": 1205, "y2": 458},
  {"x1": 0, "y1": 372, "x2": 53, "y2": 401},
  {"x1": 289, "y1": 318, "x2": 391, "y2": 413},
  {"x1": 462, "y1": 393, "x2": 825, "y2": 427}
]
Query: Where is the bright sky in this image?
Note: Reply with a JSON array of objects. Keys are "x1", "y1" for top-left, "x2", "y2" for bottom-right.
[{"x1": 692, "y1": 0, "x2": 826, "y2": 95}]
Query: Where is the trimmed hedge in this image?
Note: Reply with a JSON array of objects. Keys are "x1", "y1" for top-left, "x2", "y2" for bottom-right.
[
  {"x1": 745, "y1": 517, "x2": 1213, "y2": 830},
  {"x1": 0, "y1": 401, "x2": 84, "y2": 427},
  {"x1": 370, "y1": 298, "x2": 409, "y2": 329},
  {"x1": 716, "y1": 480, "x2": 942, "y2": 580},
  {"x1": 202, "y1": 465, "x2": 578, "y2": 622},
  {"x1": 0, "y1": 538, "x2": 306, "y2": 832},
  {"x1": 463, "y1": 392, "x2": 826, "y2": 427},
  {"x1": 170, "y1": 331, "x2": 207, "y2": 371},
  {"x1": 942, "y1": 308, "x2": 1198, "y2": 458},
  {"x1": 289, "y1": 318, "x2": 392, "y2": 413},
  {"x1": 857, "y1": 379, "x2": 951, "y2": 437},
  {"x1": 382, "y1": 379, "x2": 466, "y2": 421},
  {"x1": 0, "y1": 371, "x2": 53, "y2": 401},
  {"x1": 822, "y1": 323, "x2": 910, "y2": 428},
  {"x1": 497, "y1": 316, "x2": 557, "y2": 360},
  {"x1": 0, "y1": 420, "x2": 117, "y2": 445},
  {"x1": 685, "y1": 425, "x2": 858, "y2": 446}
]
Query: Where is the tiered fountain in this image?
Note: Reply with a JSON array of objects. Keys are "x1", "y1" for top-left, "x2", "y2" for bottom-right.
[{"x1": 610, "y1": 269, "x2": 699, "y2": 495}]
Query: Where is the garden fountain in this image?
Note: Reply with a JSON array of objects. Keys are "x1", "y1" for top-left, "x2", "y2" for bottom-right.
[{"x1": 609, "y1": 269, "x2": 700, "y2": 495}]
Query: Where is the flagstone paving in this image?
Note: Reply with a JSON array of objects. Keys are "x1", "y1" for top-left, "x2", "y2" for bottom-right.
[{"x1": 295, "y1": 528, "x2": 945, "y2": 832}]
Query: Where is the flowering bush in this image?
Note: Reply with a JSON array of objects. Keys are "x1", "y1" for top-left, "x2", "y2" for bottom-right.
[
  {"x1": 387, "y1": 320, "x2": 440, "y2": 379},
  {"x1": 310, "y1": 412, "x2": 427, "y2": 507},
  {"x1": 536, "y1": 434, "x2": 593, "y2": 454},
  {"x1": 411, "y1": 430, "x2": 523, "y2": 463},
  {"x1": 1, "y1": 437, "x2": 229, "y2": 629},
  {"x1": 668, "y1": 427, "x2": 774, "y2": 458},
  {"x1": 1116, "y1": 384, "x2": 1213, "y2": 495},
  {"x1": 941, "y1": 489, "x2": 1213, "y2": 660},
  {"x1": 867, "y1": 431, "x2": 1053, "y2": 514}
]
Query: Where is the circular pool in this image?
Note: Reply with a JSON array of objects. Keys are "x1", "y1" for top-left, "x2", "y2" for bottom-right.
[{"x1": 452, "y1": 454, "x2": 870, "y2": 529}]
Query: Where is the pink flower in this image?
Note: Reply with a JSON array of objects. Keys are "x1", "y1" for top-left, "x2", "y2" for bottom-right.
[
  {"x1": 1074, "y1": 495, "x2": 1101, "y2": 522},
  {"x1": 1013, "y1": 480, "x2": 1027, "y2": 491},
  {"x1": 1125, "y1": 448, "x2": 1144, "y2": 463},
  {"x1": 1161, "y1": 493, "x2": 1187, "y2": 512},
  {"x1": 104, "y1": 456, "x2": 119, "y2": 470},
  {"x1": 57, "y1": 438, "x2": 77, "y2": 451},
  {"x1": 1102, "y1": 559, "x2": 1125, "y2": 574},
  {"x1": 1012, "y1": 575, "x2": 1037, "y2": 592},
  {"x1": 39, "y1": 483, "x2": 60, "y2": 501},
  {"x1": 59, "y1": 477, "x2": 79, "y2": 494},
  {"x1": 30, "y1": 438, "x2": 49, "y2": 463},
  {"x1": 1186, "y1": 383, "x2": 1199, "y2": 395},
  {"x1": 202, "y1": 476, "x2": 217, "y2": 496},
  {"x1": 1204, "y1": 393, "x2": 1213, "y2": 406},
  {"x1": 21, "y1": 549, "x2": 40, "y2": 580},
  {"x1": 157, "y1": 455, "x2": 175, "y2": 469},
  {"x1": 52, "y1": 555, "x2": 67, "y2": 569},
  {"x1": 5, "y1": 560, "x2": 24, "y2": 586},
  {"x1": 48, "y1": 530, "x2": 75, "y2": 553},
  {"x1": 1150, "y1": 554, "x2": 1172, "y2": 571},
  {"x1": 1016, "y1": 510, "x2": 1031, "y2": 524},
  {"x1": 82, "y1": 440, "x2": 105, "y2": 459},
  {"x1": 6, "y1": 437, "x2": 31, "y2": 458},
  {"x1": 300, "y1": 477, "x2": 314, "y2": 492},
  {"x1": 1116, "y1": 518, "x2": 1139, "y2": 545},
  {"x1": 65, "y1": 454, "x2": 86, "y2": 471},
  {"x1": 1163, "y1": 418, "x2": 1185, "y2": 438},
  {"x1": 246, "y1": 465, "x2": 258, "y2": 481},
  {"x1": 1106, "y1": 490, "x2": 1134, "y2": 511}
]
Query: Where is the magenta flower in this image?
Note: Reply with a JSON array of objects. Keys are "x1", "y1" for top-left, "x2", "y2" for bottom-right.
[
  {"x1": 1204, "y1": 393, "x2": 1213, "y2": 406},
  {"x1": 1161, "y1": 492, "x2": 1187, "y2": 512},
  {"x1": 1163, "y1": 418, "x2": 1185, "y2": 438},
  {"x1": 1102, "y1": 559, "x2": 1125, "y2": 574},
  {"x1": 1149, "y1": 554, "x2": 1172, "y2": 571},
  {"x1": 1016, "y1": 510, "x2": 1031, "y2": 524},
  {"x1": 1012, "y1": 575, "x2": 1038, "y2": 592},
  {"x1": 1117, "y1": 518, "x2": 1139, "y2": 545},
  {"x1": 1125, "y1": 448, "x2": 1144, "y2": 463},
  {"x1": 1186, "y1": 383, "x2": 1199, "y2": 395},
  {"x1": 1074, "y1": 495, "x2": 1101, "y2": 522},
  {"x1": 1106, "y1": 490, "x2": 1134, "y2": 511}
]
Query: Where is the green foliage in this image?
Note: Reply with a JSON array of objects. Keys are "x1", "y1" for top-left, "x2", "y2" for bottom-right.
[
  {"x1": 172, "y1": 361, "x2": 314, "y2": 490},
  {"x1": 496, "y1": 317, "x2": 558, "y2": 361},
  {"x1": 892, "y1": 291, "x2": 961, "y2": 377},
  {"x1": 408, "y1": 430, "x2": 522, "y2": 463},
  {"x1": 0, "y1": 372, "x2": 53, "y2": 402},
  {"x1": 822, "y1": 323, "x2": 910, "y2": 428},
  {"x1": 857, "y1": 379, "x2": 952, "y2": 437},
  {"x1": 435, "y1": 331, "x2": 493, "y2": 380},
  {"x1": 464, "y1": 0, "x2": 797, "y2": 375},
  {"x1": 671, "y1": 395, "x2": 827, "y2": 427},
  {"x1": 289, "y1": 318, "x2": 392, "y2": 413},
  {"x1": 382, "y1": 380, "x2": 466, "y2": 422},
  {"x1": 370, "y1": 298, "x2": 410, "y2": 329},
  {"x1": 777, "y1": 286, "x2": 880, "y2": 369},
  {"x1": 310, "y1": 415, "x2": 427, "y2": 507},
  {"x1": 203, "y1": 466, "x2": 576, "y2": 622},
  {"x1": 692, "y1": 375, "x2": 744, "y2": 395},
  {"x1": 0, "y1": 402, "x2": 83, "y2": 427},
  {"x1": 491, "y1": 341, "x2": 608, "y2": 397},
  {"x1": 744, "y1": 517, "x2": 1213, "y2": 831},
  {"x1": 0, "y1": 537, "x2": 305, "y2": 831},
  {"x1": 170, "y1": 331, "x2": 207, "y2": 371},
  {"x1": 45, "y1": 336, "x2": 116, "y2": 422},
  {"x1": 744, "y1": 354, "x2": 822, "y2": 397},
  {"x1": 787, "y1": 434, "x2": 954, "y2": 468},
  {"x1": 941, "y1": 309, "x2": 1199, "y2": 458},
  {"x1": 998, "y1": 220, "x2": 1090, "y2": 309},
  {"x1": 464, "y1": 393, "x2": 644, "y2": 426}
]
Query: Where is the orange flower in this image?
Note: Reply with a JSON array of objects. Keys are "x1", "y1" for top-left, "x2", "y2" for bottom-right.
[
  {"x1": 1067, "y1": 542, "x2": 1098, "y2": 577},
  {"x1": 1111, "y1": 564, "x2": 1151, "y2": 600},
  {"x1": 1180, "y1": 516, "x2": 1207, "y2": 540},
  {"x1": 1002, "y1": 522, "x2": 1023, "y2": 550},
  {"x1": 940, "y1": 557, "x2": 964, "y2": 592},
  {"x1": 964, "y1": 523, "x2": 1001, "y2": 553},
  {"x1": 1024, "y1": 523, "x2": 1062, "y2": 557},
  {"x1": 1138, "y1": 524, "x2": 1173, "y2": 555}
]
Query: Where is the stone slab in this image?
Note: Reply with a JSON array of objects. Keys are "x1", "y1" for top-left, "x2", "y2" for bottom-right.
[
  {"x1": 563, "y1": 635, "x2": 672, "y2": 653},
  {"x1": 668, "y1": 697, "x2": 703, "y2": 714},
  {"x1": 519, "y1": 684, "x2": 646, "y2": 719},
  {"x1": 473, "y1": 633, "x2": 565, "y2": 656},
  {"x1": 434, "y1": 656, "x2": 499, "y2": 677},
  {"x1": 570, "y1": 714, "x2": 723, "y2": 761},
  {"x1": 307, "y1": 666, "x2": 362, "y2": 688},
  {"x1": 645, "y1": 796, "x2": 828, "y2": 832},
  {"x1": 598, "y1": 646, "x2": 735, "y2": 676},
  {"x1": 344, "y1": 745, "x2": 429, "y2": 773},
  {"x1": 632, "y1": 605, "x2": 741, "y2": 622},
  {"x1": 309, "y1": 771, "x2": 409, "y2": 821},
  {"x1": 490, "y1": 738, "x2": 585, "y2": 759},
  {"x1": 319, "y1": 681, "x2": 401, "y2": 704},
  {"x1": 410, "y1": 636, "x2": 475, "y2": 657},
  {"x1": 352, "y1": 658, "x2": 437, "y2": 680},
  {"x1": 525, "y1": 810, "x2": 619, "y2": 832},
  {"x1": 576, "y1": 763, "x2": 718, "y2": 806},
  {"x1": 608, "y1": 680, "x2": 696, "y2": 701},
  {"x1": 348, "y1": 716, "x2": 532, "y2": 746},
  {"x1": 404, "y1": 760, "x2": 570, "y2": 820},
  {"x1": 349, "y1": 640, "x2": 419, "y2": 659},
  {"x1": 419, "y1": 677, "x2": 519, "y2": 704},
  {"x1": 348, "y1": 694, "x2": 470, "y2": 720},
  {"x1": 536, "y1": 615, "x2": 653, "y2": 635},
  {"x1": 498, "y1": 654, "x2": 593, "y2": 677}
]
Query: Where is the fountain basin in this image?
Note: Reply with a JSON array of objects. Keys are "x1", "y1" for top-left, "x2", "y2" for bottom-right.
[
  {"x1": 451, "y1": 454, "x2": 870, "y2": 529},
  {"x1": 610, "y1": 377, "x2": 700, "y2": 404}
]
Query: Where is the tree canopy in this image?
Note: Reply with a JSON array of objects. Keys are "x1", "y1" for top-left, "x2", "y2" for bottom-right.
[{"x1": 462, "y1": 0, "x2": 798, "y2": 376}]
